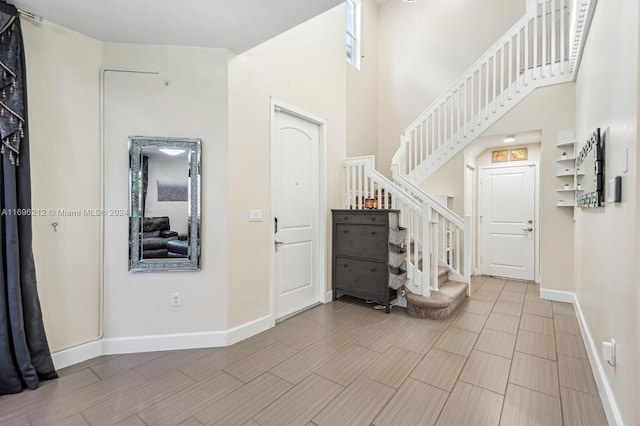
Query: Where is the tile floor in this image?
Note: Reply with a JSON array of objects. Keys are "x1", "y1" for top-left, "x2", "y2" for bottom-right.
[{"x1": 0, "y1": 276, "x2": 609, "y2": 425}]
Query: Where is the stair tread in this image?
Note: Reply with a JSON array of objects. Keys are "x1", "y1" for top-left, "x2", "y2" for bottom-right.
[{"x1": 405, "y1": 280, "x2": 467, "y2": 309}]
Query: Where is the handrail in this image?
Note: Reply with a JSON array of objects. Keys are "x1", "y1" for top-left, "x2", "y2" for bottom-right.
[
  {"x1": 368, "y1": 169, "x2": 422, "y2": 211},
  {"x1": 394, "y1": 174, "x2": 463, "y2": 228},
  {"x1": 402, "y1": 13, "x2": 532, "y2": 135},
  {"x1": 569, "y1": 0, "x2": 597, "y2": 80},
  {"x1": 391, "y1": 0, "x2": 587, "y2": 186}
]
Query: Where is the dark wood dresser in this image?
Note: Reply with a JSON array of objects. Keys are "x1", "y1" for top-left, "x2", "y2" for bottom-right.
[{"x1": 331, "y1": 209, "x2": 400, "y2": 313}]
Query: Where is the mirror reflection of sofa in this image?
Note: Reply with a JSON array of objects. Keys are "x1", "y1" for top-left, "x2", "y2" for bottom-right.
[{"x1": 141, "y1": 216, "x2": 188, "y2": 258}]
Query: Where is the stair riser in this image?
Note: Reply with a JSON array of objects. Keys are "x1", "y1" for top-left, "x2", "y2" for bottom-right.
[
  {"x1": 407, "y1": 289, "x2": 466, "y2": 320},
  {"x1": 438, "y1": 273, "x2": 448, "y2": 287}
]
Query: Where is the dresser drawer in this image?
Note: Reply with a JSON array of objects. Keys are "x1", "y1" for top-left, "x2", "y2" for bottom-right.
[
  {"x1": 334, "y1": 224, "x2": 386, "y2": 260},
  {"x1": 334, "y1": 257, "x2": 386, "y2": 300},
  {"x1": 333, "y1": 213, "x2": 385, "y2": 225}
]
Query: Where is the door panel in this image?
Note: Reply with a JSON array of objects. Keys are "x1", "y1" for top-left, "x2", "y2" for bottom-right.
[
  {"x1": 481, "y1": 165, "x2": 535, "y2": 280},
  {"x1": 279, "y1": 242, "x2": 312, "y2": 294},
  {"x1": 273, "y1": 110, "x2": 320, "y2": 319}
]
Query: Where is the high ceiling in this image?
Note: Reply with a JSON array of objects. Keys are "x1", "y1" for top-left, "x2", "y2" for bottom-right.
[{"x1": 11, "y1": 0, "x2": 345, "y2": 53}]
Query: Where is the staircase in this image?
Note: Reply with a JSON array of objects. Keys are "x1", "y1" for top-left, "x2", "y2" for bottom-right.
[{"x1": 343, "y1": 0, "x2": 596, "y2": 318}]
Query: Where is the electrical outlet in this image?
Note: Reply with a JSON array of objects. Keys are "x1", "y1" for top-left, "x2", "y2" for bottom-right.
[{"x1": 171, "y1": 292, "x2": 181, "y2": 307}]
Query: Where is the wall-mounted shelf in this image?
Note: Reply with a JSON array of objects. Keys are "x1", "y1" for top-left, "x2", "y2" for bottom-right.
[{"x1": 555, "y1": 130, "x2": 577, "y2": 208}]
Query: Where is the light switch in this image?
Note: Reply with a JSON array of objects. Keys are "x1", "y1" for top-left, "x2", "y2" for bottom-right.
[
  {"x1": 248, "y1": 210, "x2": 263, "y2": 222},
  {"x1": 606, "y1": 177, "x2": 622, "y2": 203}
]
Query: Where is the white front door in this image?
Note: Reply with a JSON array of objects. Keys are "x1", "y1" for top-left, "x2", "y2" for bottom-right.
[
  {"x1": 272, "y1": 107, "x2": 321, "y2": 319},
  {"x1": 480, "y1": 165, "x2": 535, "y2": 281}
]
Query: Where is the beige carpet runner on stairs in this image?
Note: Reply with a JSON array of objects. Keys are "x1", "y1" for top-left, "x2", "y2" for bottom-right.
[{"x1": 405, "y1": 266, "x2": 467, "y2": 320}]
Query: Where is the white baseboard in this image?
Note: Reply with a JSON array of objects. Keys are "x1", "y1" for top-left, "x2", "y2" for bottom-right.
[
  {"x1": 101, "y1": 331, "x2": 228, "y2": 355},
  {"x1": 539, "y1": 287, "x2": 575, "y2": 303},
  {"x1": 572, "y1": 296, "x2": 624, "y2": 426},
  {"x1": 539, "y1": 288, "x2": 623, "y2": 425},
  {"x1": 227, "y1": 315, "x2": 274, "y2": 346},
  {"x1": 324, "y1": 290, "x2": 333, "y2": 303},
  {"x1": 51, "y1": 339, "x2": 103, "y2": 370},
  {"x1": 50, "y1": 315, "x2": 276, "y2": 370}
]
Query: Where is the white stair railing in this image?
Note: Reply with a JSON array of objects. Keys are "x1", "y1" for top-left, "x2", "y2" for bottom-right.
[
  {"x1": 392, "y1": 0, "x2": 580, "y2": 184},
  {"x1": 344, "y1": 156, "x2": 471, "y2": 297},
  {"x1": 394, "y1": 174, "x2": 472, "y2": 291}
]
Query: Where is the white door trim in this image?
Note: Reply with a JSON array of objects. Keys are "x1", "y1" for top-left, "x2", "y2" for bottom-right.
[
  {"x1": 478, "y1": 161, "x2": 540, "y2": 283},
  {"x1": 464, "y1": 164, "x2": 478, "y2": 275},
  {"x1": 269, "y1": 98, "x2": 328, "y2": 322}
]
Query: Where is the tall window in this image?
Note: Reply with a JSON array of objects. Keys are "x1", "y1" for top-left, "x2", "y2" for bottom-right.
[{"x1": 346, "y1": 0, "x2": 361, "y2": 68}]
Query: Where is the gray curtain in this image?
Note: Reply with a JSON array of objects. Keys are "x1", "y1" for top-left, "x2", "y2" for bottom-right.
[{"x1": 0, "y1": 1, "x2": 57, "y2": 394}]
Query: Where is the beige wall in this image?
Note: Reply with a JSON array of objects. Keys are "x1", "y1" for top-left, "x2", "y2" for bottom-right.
[
  {"x1": 637, "y1": 16, "x2": 640, "y2": 417},
  {"x1": 419, "y1": 151, "x2": 465, "y2": 216},
  {"x1": 101, "y1": 43, "x2": 229, "y2": 338},
  {"x1": 346, "y1": 0, "x2": 379, "y2": 158},
  {"x1": 24, "y1": 18, "x2": 231, "y2": 351},
  {"x1": 227, "y1": 6, "x2": 347, "y2": 327},
  {"x1": 482, "y1": 83, "x2": 576, "y2": 292},
  {"x1": 23, "y1": 3, "x2": 350, "y2": 351},
  {"x1": 23, "y1": 19, "x2": 103, "y2": 351},
  {"x1": 574, "y1": 0, "x2": 639, "y2": 422},
  {"x1": 376, "y1": 0, "x2": 524, "y2": 176}
]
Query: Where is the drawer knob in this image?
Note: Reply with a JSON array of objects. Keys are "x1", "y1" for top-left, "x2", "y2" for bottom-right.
[
  {"x1": 370, "y1": 217, "x2": 376, "y2": 221},
  {"x1": 343, "y1": 230, "x2": 348, "y2": 233},
  {"x1": 344, "y1": 217, "x2": 349, "y2": 220},
  {"x1": 343, "y1": 263, "x2": 349, "y2": 267},
  {"x1": 370, "y1": 267, "x2": 376, "y2": 271},
  {"x1": 371, "y1": 231, "x2": 376, "y2": 235}
]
